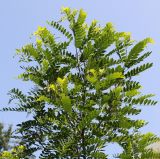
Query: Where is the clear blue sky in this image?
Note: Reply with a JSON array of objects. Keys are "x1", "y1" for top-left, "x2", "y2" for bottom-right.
[{"x1": 0, "y1": 0, "x2": 160, "y2": 157}]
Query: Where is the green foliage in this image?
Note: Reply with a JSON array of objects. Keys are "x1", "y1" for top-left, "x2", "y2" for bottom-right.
[
  {"x1": 0, "y1": 123, "x2": 12, "y2": 152},
  {"x1": 0, "y1": 145, "x2": 24, "y2": 159},
  {"x1": 114, "y1": 132, "x2": 160, "y2": 159},
  {"x1": 0, "y1": 145, "x2": 35, "y2": 159},
  {"x1": 3, "y1": 7, "x2": 159, "y2": 158},
  {"x1": 125, "y1": 38, "x2": 154, "y2": 68}
]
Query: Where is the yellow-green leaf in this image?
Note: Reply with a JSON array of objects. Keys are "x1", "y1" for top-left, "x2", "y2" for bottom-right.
[
  {"x1": 77, "y1": 9, "x2": 87, "y2": 24},
  {"x1": 42, "y1": 59, "x2": 49, "y2": 72},
  {"x1": 61, "y1": 94, "x2": 72, "y2": 113},
  {"x1": 37, "y1": 95, "x2": 50, "y2": 103},
  {"x1": 107, "y1": 72, "x2": 124, "y2": 80},
  {"x1": 126, "y1": 89, "x2": 140, "y2": 97},
  {"x1": 86, "y1": 69, "x2": 98, "y2": 83},
  {"x1": 127, "y1": 37, "x2": 154, "y2": 63},
  {"x1": 114, "y1": 86, "x2": 123, "y2": 98},
  {"x1": 57, "y1": 77, "x2": 68, "y2": 86},
  {"x1": 48, "y1": 84, "x2": 56, "y2": 91}
]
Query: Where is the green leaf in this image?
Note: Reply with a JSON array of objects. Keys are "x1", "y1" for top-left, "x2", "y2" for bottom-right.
[
  {"x1": 107, "y1": 72, "x2": 125, "y2": 80},
  {"x1": 86, "y1": 69, "x2": 97, "y2": 83},
  {"x1": 37, "y1": 95, "x2": 50, "y2": 103},
  {"x1": 73, "y1": 9, "x2": 87, "y2": 48},
  {"x1": 41, "y1": 59, "x2": 49, "y2": 72},
  {"x1": 126, "y1": 89, "x2": 140, "y2": 97},
  {"x1": 94, "y1": 22, "x2": 115, "y2": 51},
  {"x1": 49, "y1": 21, "x2": 73, "y2": 41},
  {"x1": 114, "y1": 86, "x2": 123, "y2": 98},
  {"x1": 126, "y1": 37, "x2": 154, "y2": 67},
  {"x1": 61, "y1": 94, "x2": 72, "y2": 113},
  {"x1": 125, "y1": 63, "x2": 153, "y2": 78},
  {"x1": 77, "y1": 9, "x2": 87, "y2": 24},
  {"x1": 91, "y1": 151, "x2": 107, "y2": 158}
]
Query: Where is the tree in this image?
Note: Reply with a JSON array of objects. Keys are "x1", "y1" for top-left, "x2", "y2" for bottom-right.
[
  {"x1": 0, "y1": 123, "x2": 35, "y2": 159},
  {"x1": 115, "y1": 132, "x2": 160, "y2": 159},
  {"x1": 0, "y1": 122, "x2": 12, "y2": 152},
  {"x1": 3, "y1": 7, "x2": 159, "y2": 158},
  {"x1": 0, "y1": 145, "x2": 25, "y2": 159}
]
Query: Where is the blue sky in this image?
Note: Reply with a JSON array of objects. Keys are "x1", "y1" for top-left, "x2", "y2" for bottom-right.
[{"x1": 1, "y1": 0, "x2": 160, "y2": 157}]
